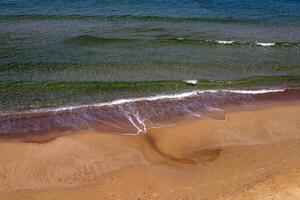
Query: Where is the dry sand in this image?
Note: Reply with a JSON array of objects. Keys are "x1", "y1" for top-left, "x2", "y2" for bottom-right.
[{"x1": 1, "y1": 105, "x2": 300, "y2": 200}]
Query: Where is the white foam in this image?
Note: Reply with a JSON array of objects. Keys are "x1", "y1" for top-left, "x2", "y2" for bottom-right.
[
  {"x1": 217, "y1": 40, "x2": 234, "y2": 44},
  {"x1": 226, "y1": 89, "x2": 284, "y2": 94},
  {"x1": 184, "y1": 80, "x2": 198, "y2": 85},
  {"x1": 257, "y1": 42, "x2": 275, "y2": 47},
  {"x1": 134, "y1": 110, "x2": 147, "y2": 133},
  {"x1": 126, "y1": 114, "x2": 144, "y2": 134},
  {"x1": 184, "y1": 108, "x2": 202, "y2": 118},
  {"x1": 0, "y1": 88, "x2": 286, "y2": 116},
  {"x1": 176, "y1": 38, "x2": 185, "y2": 41}
]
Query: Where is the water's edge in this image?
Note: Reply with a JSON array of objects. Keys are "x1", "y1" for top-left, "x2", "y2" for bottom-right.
[{"x1": 1, "y1": 87, "x2": 300, "y2": 142}]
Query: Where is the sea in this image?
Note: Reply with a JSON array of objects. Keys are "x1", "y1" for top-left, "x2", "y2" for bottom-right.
[{"x1": 0, "y1": 0, "x2": 300, "y2": 138}]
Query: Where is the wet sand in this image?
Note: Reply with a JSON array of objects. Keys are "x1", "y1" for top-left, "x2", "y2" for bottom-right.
[{"x1": 1, "y1": 104, "x2": 300, "y2": 199}]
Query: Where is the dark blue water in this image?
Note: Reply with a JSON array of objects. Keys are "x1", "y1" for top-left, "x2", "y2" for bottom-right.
[{"x1": 1, "y1": 0, "x2": 300, "y2": 24}]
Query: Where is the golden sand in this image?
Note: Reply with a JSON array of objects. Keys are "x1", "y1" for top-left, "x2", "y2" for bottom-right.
[{"x1": 1, "y1": 105, "x2": 300, "y2": 199}]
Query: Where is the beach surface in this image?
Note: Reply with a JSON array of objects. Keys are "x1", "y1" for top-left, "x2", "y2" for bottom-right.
[{"x1": 1, "y1": 104, "x2": 300, "y2": 200}]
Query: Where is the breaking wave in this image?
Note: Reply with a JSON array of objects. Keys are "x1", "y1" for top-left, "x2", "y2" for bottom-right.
[{"x1": 65, "y1": 35, "x2": 300, "y2": 48}]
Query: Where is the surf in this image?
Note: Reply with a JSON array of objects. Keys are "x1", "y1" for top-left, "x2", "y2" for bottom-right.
[{"x1": 0, "y1": 87, "x2": 300, "y2": 140}]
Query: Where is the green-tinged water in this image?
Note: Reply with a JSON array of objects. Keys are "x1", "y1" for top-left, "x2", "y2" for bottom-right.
[
  {"x1": 1, "y1": 0, "x2": 300, "y2": 136},
  {"x1": 1, "y1": 0, "x2": 300, "y2": 112},
  {"x1": 1, "y1": 76, "x2": 300, "y2": 111},
  {"x1": 65, "y1": 35, "x2": 300, "y2": 47}
]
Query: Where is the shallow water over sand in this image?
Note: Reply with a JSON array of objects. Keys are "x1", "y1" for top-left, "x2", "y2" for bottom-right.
[{"x1": 1, "y1": 88, "x2": 300, "y2": 140}]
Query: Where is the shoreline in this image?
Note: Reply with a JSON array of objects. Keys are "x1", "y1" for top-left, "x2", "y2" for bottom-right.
[
  {"x1": 1, "y1": 87, "x2": 300, "y2": 142},
  {"x1": 1, "y1": 104, "x2": 300, "y2": 199}
]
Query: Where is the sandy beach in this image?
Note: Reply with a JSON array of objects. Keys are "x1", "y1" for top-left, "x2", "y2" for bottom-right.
[{"x1": 1, "y1": 104, "x2": 300, "y2": 200}]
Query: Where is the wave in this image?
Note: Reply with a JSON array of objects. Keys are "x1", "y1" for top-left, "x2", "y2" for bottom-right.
[
  {"x1": 0, "y1": 87, "x2": 300, "y2": 139},
  {"x1": 163, "y1": 38, "x2": 300, "y2": 47},
  {"x1": 1, "y1": 76, "x2": 300, "y2": 139},
  {"x1": 1, "y1": 76, "x2": 300, "y2": 96},
  {"x1": 64, "y1": 35, "x2": 300, "y2": 48},
  {"x1": 257, "y1": 42, "x2": 275, "y2": 47},
  {"x1": 0, "y1": 14, "x2": 259, "y2": 24},
  {"x1": 217, "y1": 40, "x2": 234, "y2": 44},
  {"x1": 65, "y1": 35, "x2": 131, "y2": 45},
  {"x1": 1, "y1": 76, "x2": 300, "y2": 116},
  {"x1": 0, "y1": 88, "x2": 286, "y2": 115},
  {"x1": 184, "y1": 80, "x2": 198, "y2": 85}
]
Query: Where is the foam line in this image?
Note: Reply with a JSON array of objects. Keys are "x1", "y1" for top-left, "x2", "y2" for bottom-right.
[{"x1": 0, "y1": 88, "x2": 286, "y2": 116}]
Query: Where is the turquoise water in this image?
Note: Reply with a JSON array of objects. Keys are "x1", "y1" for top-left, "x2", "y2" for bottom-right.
[{"x1": 0, "y1": 0, "x2": 300, "y2": 137}]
